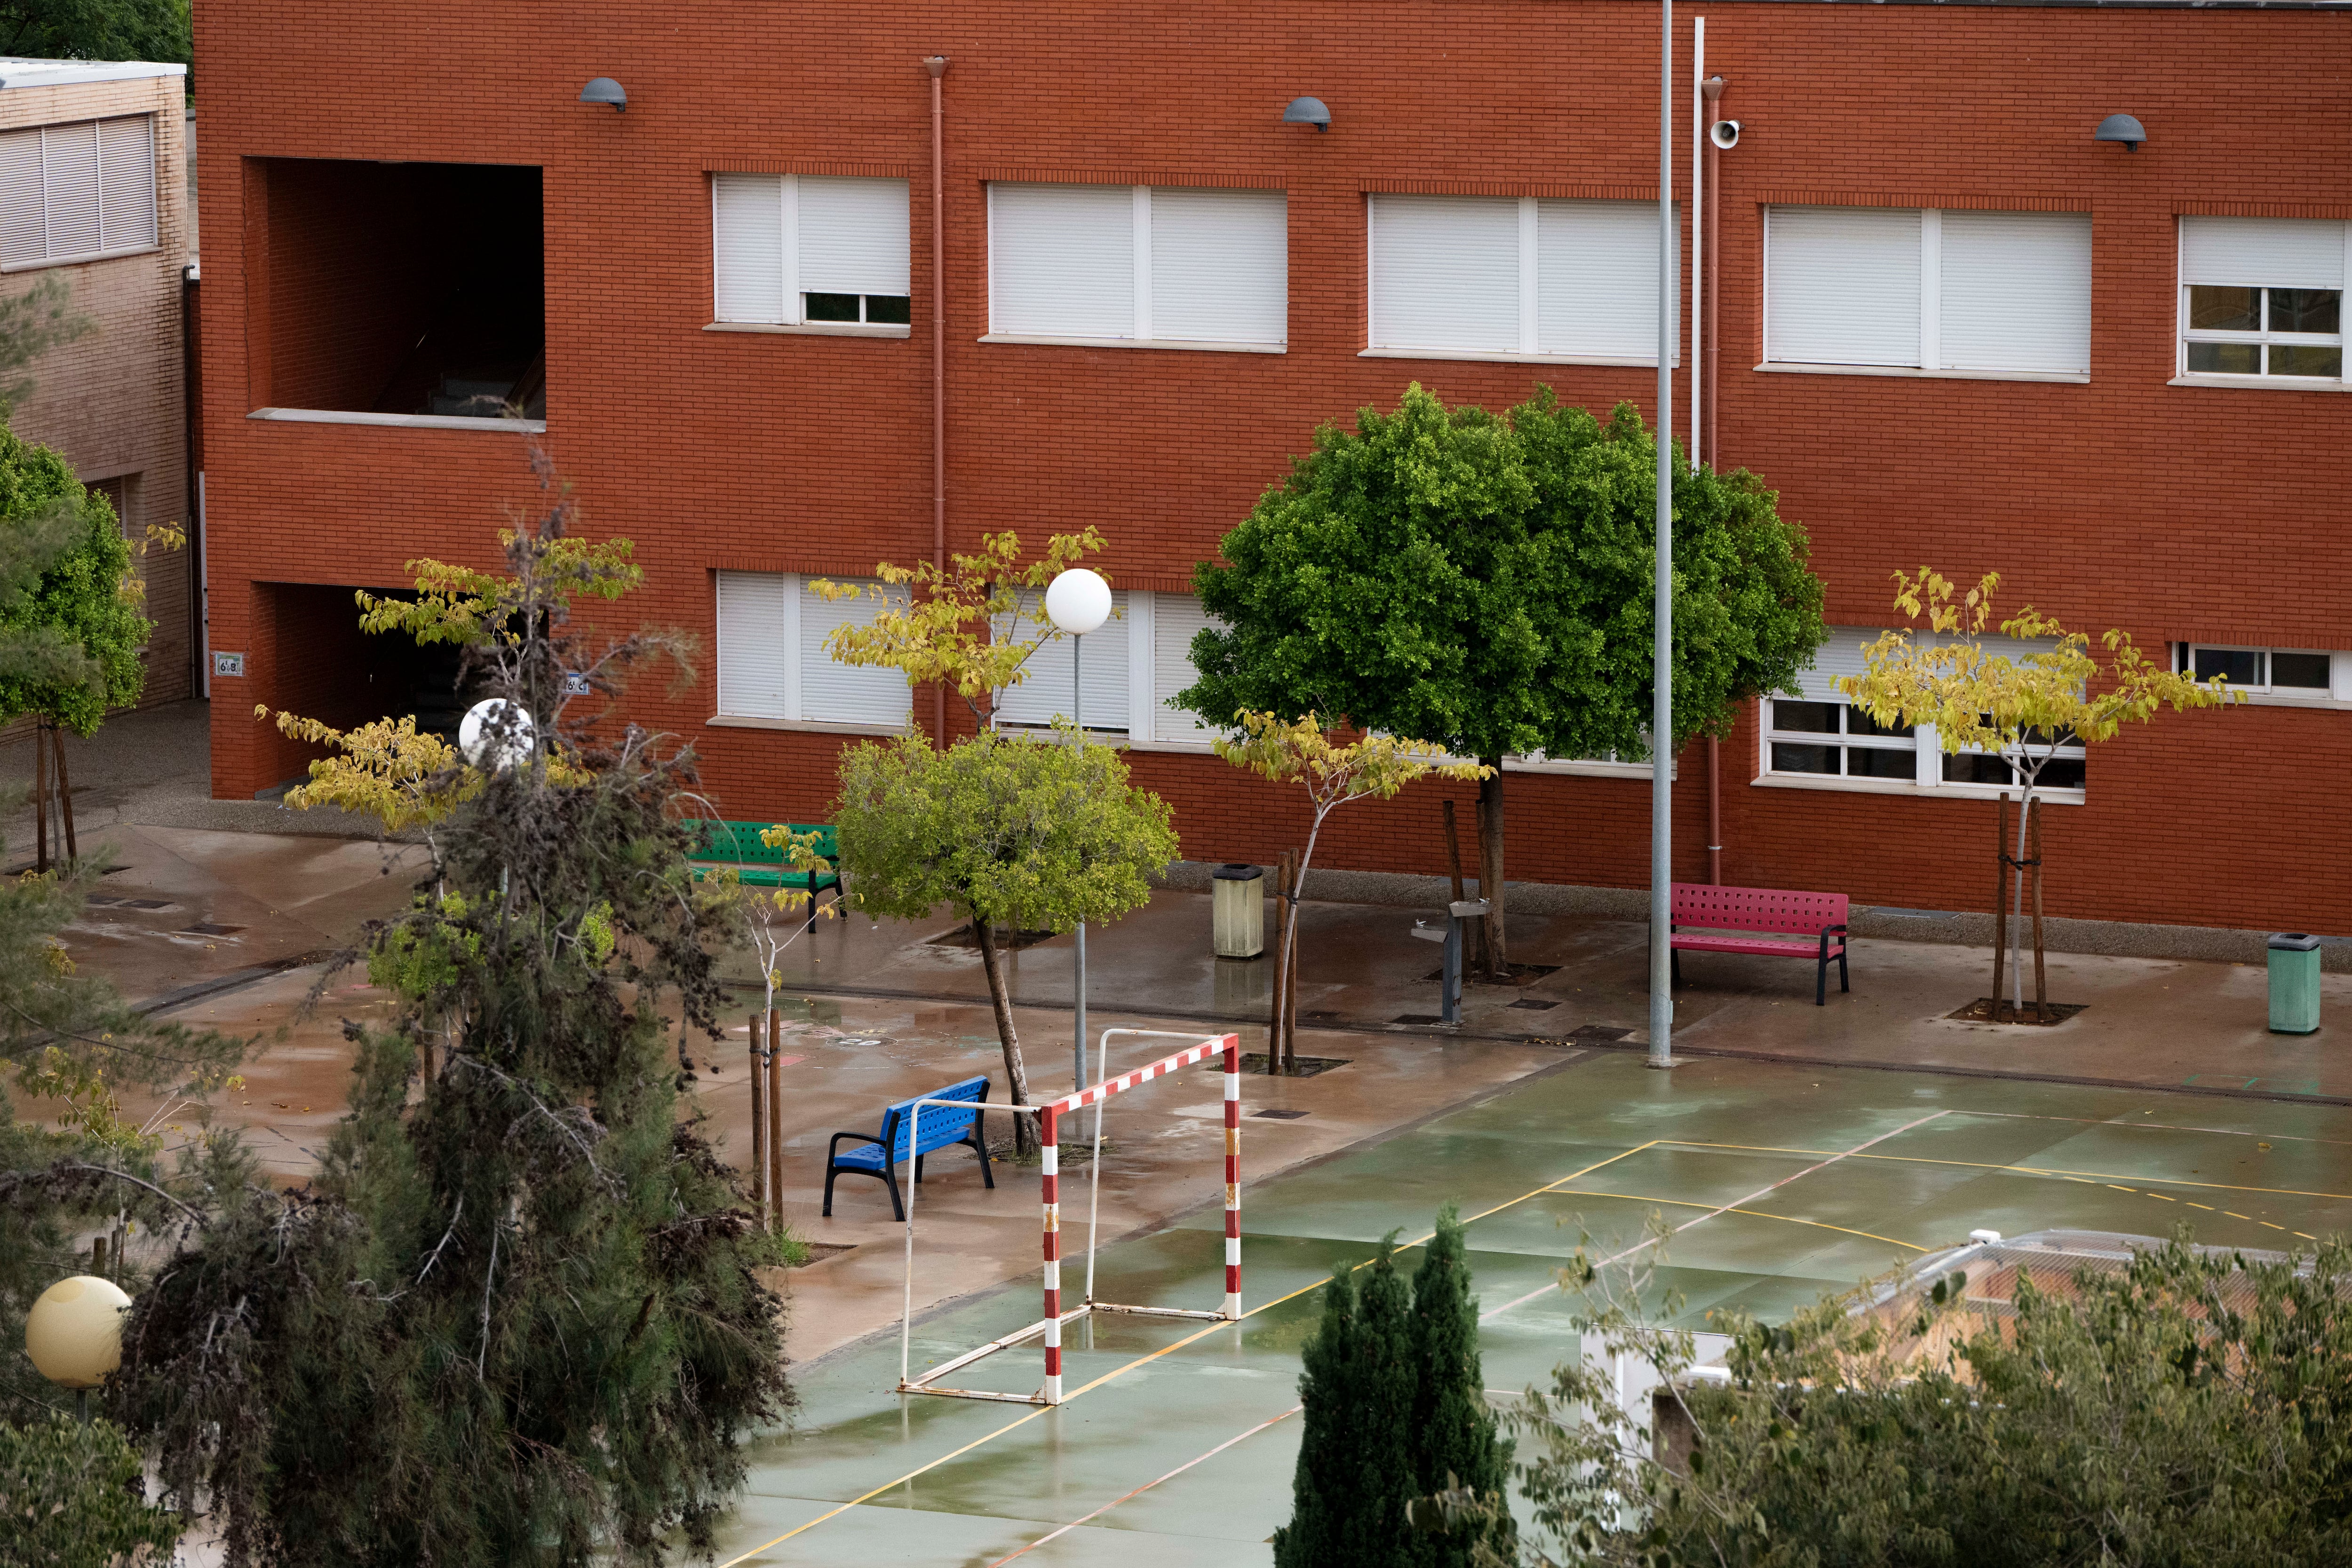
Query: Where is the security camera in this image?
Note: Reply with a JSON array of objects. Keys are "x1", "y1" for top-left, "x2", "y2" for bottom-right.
[{"x1": 1709, "y1": 119, "x2": 1740, "y2": 150}]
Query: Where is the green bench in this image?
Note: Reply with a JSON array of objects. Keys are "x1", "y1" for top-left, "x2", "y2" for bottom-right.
[{"x1": 685, "y1": 820, "x2": 842, "y2": 929}]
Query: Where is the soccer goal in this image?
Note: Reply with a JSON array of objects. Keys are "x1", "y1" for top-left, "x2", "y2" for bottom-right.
[{"x1": 894, "y1": 1029, "x2": 1243, "y2": 1407}]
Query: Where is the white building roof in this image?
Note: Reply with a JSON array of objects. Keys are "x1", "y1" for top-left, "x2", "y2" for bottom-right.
[{"x1": 0, "y1": 57, "x2": 185, "y2": 91}]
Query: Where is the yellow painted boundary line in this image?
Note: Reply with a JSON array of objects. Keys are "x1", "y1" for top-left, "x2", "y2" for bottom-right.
[
  {"x1": 1953, "y1": 1109, "x2": 2352, "y2": 1148},
  {"x1": 1658, "y1": 1139, "x2": 2352, "y2": 1204},
  {"x1": 715, "y1": 1141, "x2": 1665, "y2": 1564},
  {"x1": 1557, "y1": 1189, "x2": 1927, "y2": 1252}
]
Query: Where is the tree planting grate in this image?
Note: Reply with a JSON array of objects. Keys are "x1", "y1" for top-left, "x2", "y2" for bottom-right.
[
  {"x1": 1251, "y1": 1108, "x2": 1311, "y2": 1120},
  {"x1": 1508, "y1": 998, "x2": 1560, "y2": 1011},
  {"x1": 1208, "y1": 1053, "x2": 1351, "y2": 1078},
  {"x1": 1392, "y1": 1014, "x2": 1448, "y2": 1027},
  {"x1": 181, "y1": 922, "x2": 246, "y2": 937},
  {"x1": 1567, "y1": 1024, "x2": 1635, "y2": 1043},
  {"x1": 1947, "y1": 998, "x2": 2087, "y2": 1027}
]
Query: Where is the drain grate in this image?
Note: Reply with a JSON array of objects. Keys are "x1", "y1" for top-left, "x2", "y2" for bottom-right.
[
  {"x1": 1251, "y1": 1108, "x2": 1311, "y2": 1120},
  {"x1": 1508, "y1": 998, "x2": 1560, "y2": 1011},
  {"x1": 181, "y1": 922, "x2": 245, "y2": 937},
  {"x1": 1567, "y1": 1023, "x2": 1634, "y2": 1043},
  {"x1": 1392, "y1": 1014, "x2": 1447, "y2": 1027}
]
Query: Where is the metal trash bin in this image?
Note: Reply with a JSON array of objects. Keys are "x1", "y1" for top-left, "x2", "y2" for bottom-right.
[
  {"x1": 1212, "y1": 863, "x2": 1264, "y2": 958},
  {"x1": 2268, "y1": 932, "x2": 2322, "y2": 1035}
]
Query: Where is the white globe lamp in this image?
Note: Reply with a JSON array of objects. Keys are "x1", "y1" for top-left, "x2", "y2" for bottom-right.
[
  {"x1": 25, "y1": 1274, "x2": 131, "y2": 1390},
  {"x1": 458, "y1": 697, "x2": 537, "y2": 771},
  {"x1": 1043, "y1": 568, "x2": 1112, "y2": 636}
]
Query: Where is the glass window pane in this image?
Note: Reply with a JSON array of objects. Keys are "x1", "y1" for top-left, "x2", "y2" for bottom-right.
[
  {"x1": 804, "y1": 292, "x2": 860, "y2": 322},
  {"x1": 1848, "y1": 705, "x2": 1912, "y2": 739},
  {"x1": 1848, "y1": 747, "x2": 1914, "y2": 780},
  {"x1": 1772, "y1": 742, "x2": 1840, "y2": 776},
  {"x1": 1943, "y1": 753, "x2": 2014, "y2": 786},
  {"x1": 1773, "y1": 700, "x2": 1840, "y2": 735},
  {"x1": 2273, "y1": 651, "x2": 2331, "y2": 690},
  {"x1": 2188, "y1": 285, "x2": 2260, "y2": 331},
  {"x1": 2038, "y1": 757, "x2": 2087, "y2": 790},
  {"x1": 2187, "y1": 341, "x2": 2261, "y2": 374},
  {"x1": 2268, "y1": 288, "x2": 2341, "y2": 335},
  {"x1": 2019, "y1": 724, "x2": 2079, "y2": 747},
  {"x1": 2269, "y1": 344, "x2": 2344, "y2": 378},
  {"x1": 2192, "y1": 646, "x2": 2263, "y2": 686},
  {"x1": 866, "y1": 294, "x2": 912, "y2": 325}
]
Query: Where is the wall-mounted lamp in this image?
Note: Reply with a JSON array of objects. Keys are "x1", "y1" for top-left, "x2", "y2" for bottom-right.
[
  {"x1": 579, "y1": 77, "x2": 627, "y2": 112},
  {"x1": 1281, "y1": 95, "x2": 1331, "y2": 133},
  {"x1": 2094, "y1": 112, "x2": 2145, "y2": 152}
]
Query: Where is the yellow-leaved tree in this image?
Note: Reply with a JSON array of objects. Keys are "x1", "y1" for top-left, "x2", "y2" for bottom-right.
[
  {"x1": 1217, "y1": 712, "x2": 1491, "y2": 1072},
  {"x1": 1836, "y1": 569, "x2": 2239, "y2": 1021}
]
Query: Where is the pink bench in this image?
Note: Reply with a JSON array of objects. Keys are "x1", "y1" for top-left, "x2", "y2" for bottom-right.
[{"x1": 1670, "y1": 884, "x2": 1850, "y2": 1006}]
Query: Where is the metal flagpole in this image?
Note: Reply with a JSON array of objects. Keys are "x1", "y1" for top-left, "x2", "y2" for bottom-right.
[{"x1": 1649, "y1": 0, "x2": 1680, "y2": 1069}]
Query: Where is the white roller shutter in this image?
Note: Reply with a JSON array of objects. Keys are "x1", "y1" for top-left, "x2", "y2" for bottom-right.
[
  {"x1": 96, "y1": 116, "x2": 153, "y2": 252},
  {"x1": 1151, "y1": 592, "x2": 1223, "y2": 744},
  {"x1": 993, "y1": 592, "x2": 1131, "y2": 729},
  {"x1": 799, "y1": 578, "x2": 909, "y2": 726},
  {"x1": 1940, "y1": 210, "x2": 2090, "y2": 373},
  {"x1": 1537, "y1": 198, "x2": 1664, "y2": 359},
  {"x1": 1766, "y1": 206, "x2": 1921, "y2": 367},
  {"x1": 1796, "y1": 626, "x2": 2062, "y2": 702},
  {"x1": 715, "y1": 571, "x2": 790, "y2": 720},
  {"x1": 1151, "y1": 186, "x2": 1287, "y2": 345},
  {"x1": 1369, "y1": 193, "x2": 1519, "y2": 353},
  {"x1": 0, "y1": 128, "x2": 42, "y2": 266},
  {"x1": 40, "y1": 122, "x2": 100, "y2": 261},
  {"x1": 990, "y1": 182, "x2": 1134, "y2": 338},
  {"x1": 713, "y1": 174, "x2": 785, "y2": 324},
  {"x1": 798, "y1": 175, "x2": 909, "y2": 297},
  {"x1": 2181, "y1": 216, "x2": 2347, "y2": 289}
]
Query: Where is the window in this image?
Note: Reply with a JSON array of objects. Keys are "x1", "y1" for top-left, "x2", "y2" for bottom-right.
[
  {"x1": 2176, "y1": 642, "x2": 2344, "y2": 698},
  {"x1": 0, "y1": 116, "x2": 156, "y2": 269},
  {"x1": 712, "y1": 174, "x2": 910, "y2": 329},
  {"x1": 1366, "y1": 194, "x2": 1672, "y2": 362},
  {"x1": 1760, "y1": 626, "x2": 2087, "y2": 799},
  {"x1": 985, "y1": 182, "x2": 1287, "y2": 349},
  {"x1": 993, "y1": 590, "x2": 1132, "y2": 733},
  {"x1": 714, "y1": 572, "x2": 910, "y2": 728},
  {"x1": 1764, "y1": 206, "x2": 2091, "y2": 377},
  {"x1": 2178, "y1": 217, "x2": 2348, "y2": 382}
]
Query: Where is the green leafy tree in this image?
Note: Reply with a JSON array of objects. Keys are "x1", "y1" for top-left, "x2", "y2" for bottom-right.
[
  {"x1": 0, "y1": 0, "x2": 191, "y2": 68},
  {"x1": 1184, "y1": 385, "x2": 1824, "y2": 970},
  {"x1": 108, "y1": 468, "x2": 792, "y2": 1566},
  {"x1": 0, "y1": 1410, "x2": 184, "y2": 1566},
  {"x1": 833, "y1": 728, "x2": 1176, "y2": 1155},
  {"x1": 0, "y1": 422, "x2": 150, "y2": 736},
  {"x1": 1276, "y1": 1243, "x2": 1420, "y2": 1568},
  {"x1": 1406, "y1": 1209, "x2": 1514, "y2": 1568}
]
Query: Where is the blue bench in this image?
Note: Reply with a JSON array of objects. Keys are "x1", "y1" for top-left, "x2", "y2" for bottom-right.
[{"x1": 823, "y1": 1076, "x2": 996, "y2": 1221}]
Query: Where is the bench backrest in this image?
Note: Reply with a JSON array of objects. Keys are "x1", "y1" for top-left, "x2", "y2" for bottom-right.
[
  {"x1": 1672, "y1": 883, "x2": 1848, "y2": 935},
  {"x1": 877, "y1": 1075, "x2": 991, "y2": 1161},
  {"x1": 686, "y1": 820, "x2": 838, "y2": 867}
]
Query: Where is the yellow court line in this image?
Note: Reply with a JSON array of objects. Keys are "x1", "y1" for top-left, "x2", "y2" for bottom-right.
[
  {"x1": 1951, "y1": 1109, "x2": 2352, "y2": 1148},
  {"x1": 1554, "y1": 1188, "x2": 1926, "y2": 1252},
  {"x1": 715, "y1": 1140, "x2": 1665, "y2": 1564},
  {"x1": 1656, "y1": 1139, "x2": 2352, "y2": 1204}
]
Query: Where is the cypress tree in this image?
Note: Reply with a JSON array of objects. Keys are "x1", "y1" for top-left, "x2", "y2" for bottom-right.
[
  {"x1": 1272, "y1": 1264, "x2": 1359, "y2": 1568},
  {"x1": 1407, "y1": 1207, "x2": 1515, "y2": 1566},
  {"x1": 1276, "y1": 1243, "x2": 1420, "y2": 1568}
]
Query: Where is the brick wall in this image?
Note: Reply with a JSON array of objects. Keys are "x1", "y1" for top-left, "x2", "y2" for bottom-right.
[
  {"x1": 192, "y1": 1, "x2": 2352, "y2": 933},
  {"x1": 4, "y1": 70, "x2": 194, "y2": 712}
]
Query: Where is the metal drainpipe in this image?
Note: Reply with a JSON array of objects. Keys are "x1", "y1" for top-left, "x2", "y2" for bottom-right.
[
  {"x1": 1703, "y1": 70, "x2": 1725, "y2": 887},
  {"x1": 925, "y1": 55, "x2": 950, "y2": 743}
]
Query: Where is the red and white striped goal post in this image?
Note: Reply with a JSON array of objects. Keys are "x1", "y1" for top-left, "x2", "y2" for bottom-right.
[{"x1": 895, "y1": 1030, "x2": 1242, "y2": 1407}]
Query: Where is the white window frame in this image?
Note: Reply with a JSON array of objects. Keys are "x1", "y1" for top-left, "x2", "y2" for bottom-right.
[
  {"x1": 2172, "y1": 642, "x2": 2352, "y2": 707},
  {"x1": 1756, "y1": 694, "x2": 2087, "y2": 804},
  {"x1": 0, "y1": 115, "x2": 158, "y2": 273},
  {"x1": 1361, "y1": 193, "x2": 1679, "y2": 367},
  {"x1": 1758, "y1": 206, "x2": 2092, "y2": 384},
  {"x1": 706, "y1": 173, "x2": 912, "y2": 340},
  {"x1": 980, "y1": 183, "x2": 1288, "y2": 355},
  {"x1": 708, "y1": 572, "x2": 910, "y2": 734},
  {"x1": 2173, "y1": 219, "x2": 2352, "y2": 390}
]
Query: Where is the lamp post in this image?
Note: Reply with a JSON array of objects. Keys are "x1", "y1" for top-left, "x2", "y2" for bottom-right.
[
  {"x1": 1044, "y1": 568, "x2": 1112, "y2": 1093},
  {"x1": 25, "y1": 1273, "x2": 131, "y2": 1421},
  {"x1": 1649, "y1": 0, "x2": 1679, "y2": 1069}
]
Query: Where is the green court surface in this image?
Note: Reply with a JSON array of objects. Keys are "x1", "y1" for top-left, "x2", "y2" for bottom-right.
[{"x1": 710, "y1": 1052, "x2": 2352, "y2": 1567}]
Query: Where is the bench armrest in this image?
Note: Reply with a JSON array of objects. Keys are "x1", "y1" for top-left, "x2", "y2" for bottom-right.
[{"x1": 828, "y1": 1129, "x2": 885, "y2": 1160}]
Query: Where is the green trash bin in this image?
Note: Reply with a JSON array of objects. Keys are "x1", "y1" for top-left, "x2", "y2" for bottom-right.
[{"x1": 2268, "y1": 933, "x2": 2322, "y2": 1035}]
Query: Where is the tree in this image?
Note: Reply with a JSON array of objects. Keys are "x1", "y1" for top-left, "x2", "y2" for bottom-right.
[
  {"x1": 1184, "y1": 385, "x2": 1825, "y2": 971},
  {"x1": 0, "y1": 0, "x2": 191, "y2": 69},
  {"x1": 1215, "y1": 710, "x2": 1487, "y2": 1071},
  {"x1": 110, "y1": 461, "x2": 793, "y2": 1566},
  {"x1": 0, "y1": 422, "x2": 149, "y2": 738},
  {"x1": 832, "y1": 728, "x2": 1176, "y2": 1156},
  {"x1": 0, "y1": 1410, "x2": 184, "y2": 1566},
  {"x1": 1275, "y1": 1243, "x2": 1420, "y2": 1568},
  {"x1": 1836, "y1": 569, "x2": 2236, "y2": 1021},
  {"x1": 1505, "y1": 1230, "x2": 2352, "y2": 1567},
  {"x1": 1406, "y1": 1208, "x2": 1514, "y2": 1568}
]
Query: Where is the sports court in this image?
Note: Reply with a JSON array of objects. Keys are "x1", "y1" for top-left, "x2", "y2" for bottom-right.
[{"x1": 709, "y1": 1047, "x2": 2352, "y2": 1566}]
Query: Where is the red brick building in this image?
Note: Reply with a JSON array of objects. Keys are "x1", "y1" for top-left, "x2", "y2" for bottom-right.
[{"x1": 194, "y1": 0, "x2": 2352, "y2": 935}]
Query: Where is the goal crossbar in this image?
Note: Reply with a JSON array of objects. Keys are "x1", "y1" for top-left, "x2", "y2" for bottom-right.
[{"x1": 895, "y1": 1030, "x2": 1242, "y2": 1406}]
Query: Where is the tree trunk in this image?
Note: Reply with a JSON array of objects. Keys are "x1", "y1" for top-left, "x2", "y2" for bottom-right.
[
  {"x1": 974, "y1": 915, "x2": 1037, "y2": 1156},
  {"x1": 1991, "y1": 792, "x2": 2008, "y2": 1018},
  {"x1": 2011, "y1": 789, "x2": 2032, "y2": 1019},
  {"x1": 1476, "y1": 764, "x2": 1505, "y2": 978},
  {"x1": 2030, "y1": 800, "x2": 2048, "y2": 1024},
  {"x1": 1267, "y1": 849, "x2": 1294, "y2": 1076},
  {"x1": 50, "y1": 722, "x2": 74, "y2": 862},
  {"x1": 1443, "y1": 800, "x2": 1487, "y2": 973}
]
